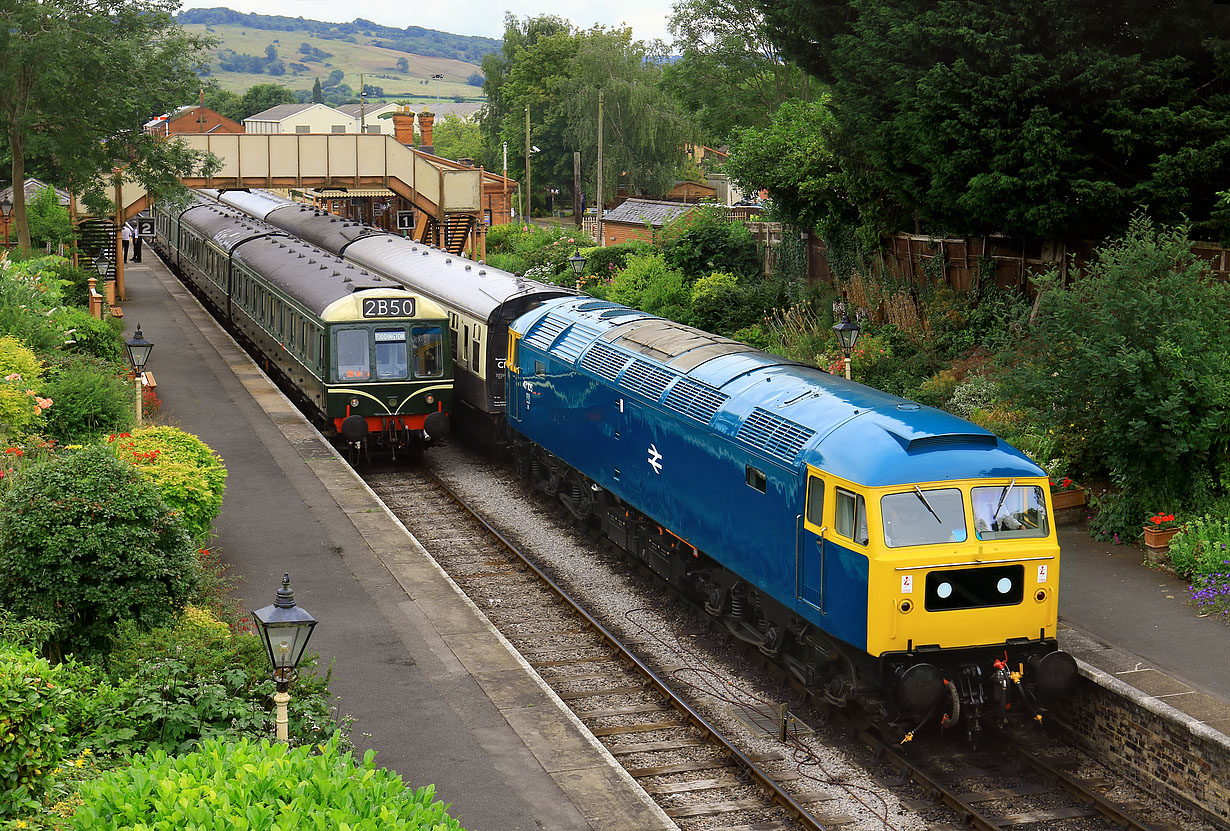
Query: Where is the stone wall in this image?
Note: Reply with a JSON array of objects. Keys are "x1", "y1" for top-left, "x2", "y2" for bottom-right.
[{"x1": 1055, "y1": 666, "x2": 1230, "y2": 827}]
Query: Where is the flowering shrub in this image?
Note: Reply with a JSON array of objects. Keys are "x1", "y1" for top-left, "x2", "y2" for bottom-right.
[
  {"x1": 1166, "y1": 514, "x2": 1230, "y2": 580},
  {"x1": 1050, "y1": 477, "x2": 1080, "y2": 492},
  {"x1": 70, "y1": 734, "x2": 464, "y2": 831},
  {"x1": 106, "y1": 427, "x2": 228, "y2": 543},
  {"x1": 0, "y1": 444, "x2": 197, "y2": 656},
  {"x1": 0, "y1": 336, "x2": 48, "y2": 442},
  {"x1": 40, "y1": 357, "x2": 134, "y2": 443},
  {"x1": 0, "y1": 644, "x2": 72, "y2": 817},
  {"x1": 1191, "y1": 568, "x2": 1230, "y2": 622}
]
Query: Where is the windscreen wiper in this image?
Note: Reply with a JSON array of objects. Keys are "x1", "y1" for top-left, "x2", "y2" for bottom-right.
[
  {"x1": 913, "y1": 485, "x2": 943, "y2": 524},
  {"x1": 992, "y1": 478, "x2": 1016, "y2": 521}
]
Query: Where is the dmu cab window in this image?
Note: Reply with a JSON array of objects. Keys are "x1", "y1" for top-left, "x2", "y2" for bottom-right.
[
  {"x1": 336, "y1": 329, "x2": 371, "y2": 380},
  {"x1": 835, "y1": 488, "x2": 868, "y2": 546},
  {"x1": 374, "y1": 329, "x2": 409, "y2": 379},
  {"x1": 971, "y1": 485, "x2": 1048, "y2": 540},
  {"x1": 411, "y1": 326, "x2": 444, "y2": 378},
  {"x1": 805, "y1": 476, "x2": 824, "y2": 528},
  {"x1": 881, "y1": 488, "x2": 967, "y2": 547}
]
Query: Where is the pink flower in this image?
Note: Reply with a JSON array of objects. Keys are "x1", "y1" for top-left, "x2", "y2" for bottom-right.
[{"x1": 4, "y1": 373, "x2": 21, "y2": 381}]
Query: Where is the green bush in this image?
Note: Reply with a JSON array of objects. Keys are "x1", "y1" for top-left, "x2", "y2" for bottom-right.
[
  {"x1": 106, "y1": 427, "x2": 228, "y2": 543},
  {"x1": 0, "y1": 608, "x2": 59, "y2": 652},
  {"x1": 0, "y1": 335, "x2": 48, "y2": 442},
  {"x1": 1167, "y1": 514, "x2": 1230, "y2": 580},
  {"x1": 54, "y1": 261, "x2": 102, "y2": 309},
  {"x1": 599, "y1": 251, "x2": 691, "y2": 323},
  {"x1": 0, "y1": 445, "x2": 197, "y2": 656},
  {"x1": 579, "y1": 241, "x2": 651, "y2": 282},
  {"x1": 70, "y1": 734, "x2": 467, "y2": 831},
  {"x1": 1003, "y1": 216, "x2": 1230, "y2": 538},
  {"x1": 57, "y1": 308, "x2": 126, "y2": 363},
  {"x1": 658, "y1": 205, "x2": 760, "y2": 280},
  {"x1": 0, "y1": 256, "x2": 73, "y2": 353},
  {"x1": 40, "y1": 357, "x2": 135, "y2": 443},
  {"x1": 0, "y1": 644, "x2": 71, "y2": 817}
]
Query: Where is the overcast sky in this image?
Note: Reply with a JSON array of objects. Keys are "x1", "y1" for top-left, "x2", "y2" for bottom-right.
[{"x1": 179, "y1": 1, "x2": 676, "y2": 47}]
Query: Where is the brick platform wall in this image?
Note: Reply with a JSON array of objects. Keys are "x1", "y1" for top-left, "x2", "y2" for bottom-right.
[{"x1": 1055, "y1": 667, "x2": 1230, "y2": 826}]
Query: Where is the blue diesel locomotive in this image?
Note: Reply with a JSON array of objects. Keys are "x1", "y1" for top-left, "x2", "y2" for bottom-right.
[{"x1": 506, "y1": 296, "x2": 1076, "y2": 741}]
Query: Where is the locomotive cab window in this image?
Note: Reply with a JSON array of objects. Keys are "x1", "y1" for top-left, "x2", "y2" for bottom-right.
[
  {"x1": 746, "y1": 466, "x2": 767, "y2": 493},
  {"x1": 805, "y1": 476, "x2": 824, "y2": 528},
  {"x1": 411, "y1": 326, "x2": 443, "y2": 378},
  {"x1": 374, "y1": 329, "x2": 409, "y2": 379},
  {"x1": 336, "y1": 329, "x2": 371, "y2": 380},
  {"x1": 971, "y1": 485, "x2": 1049, "y2": 540},
  {"x1": 835, "y1": 488, "x2": 868, "y2": 546},
  {"x1": 881, "y1": 488, "x2": 967, "y2": 547}
]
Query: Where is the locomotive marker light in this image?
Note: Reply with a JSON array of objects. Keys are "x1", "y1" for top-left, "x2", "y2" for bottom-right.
[
  {"x1": 125, "y1": 324, "x2": 154, "y2": 424},
  {"x1": 832, "y1": 303, "x2": 861, "y2": 381},
  {"x1": 252, "y1": 573, "x2": 318, "y2": 742}
]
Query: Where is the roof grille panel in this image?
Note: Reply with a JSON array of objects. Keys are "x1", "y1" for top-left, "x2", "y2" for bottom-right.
[
  {"x1": 908, "y1": 434, "x2": 996, "y2": 452},
  {"x1": 736, "y1": 407, "x2": 816, "y2": 464},
  {"x1": 550, "y1": 324, "x2": 599, "y2": 363},
  {"x1": 621, "y1": 360, "x2": 675, "y2": 401},
  {"x1": 524, "y1": 314, "x2": 568, "y2": 352},
  {"x1": 580, "y1": 341, "x2": 629, "y2": 382},
  {"x1": 662, "y1": 378, "x2": 728, "y2": 425}
]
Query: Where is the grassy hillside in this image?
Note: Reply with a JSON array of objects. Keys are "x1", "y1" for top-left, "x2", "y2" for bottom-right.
[{"x1": 186, "y1": 21, "x2": 487, "y2": 105}]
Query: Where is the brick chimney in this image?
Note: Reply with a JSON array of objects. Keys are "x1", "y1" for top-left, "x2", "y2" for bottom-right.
[
  {"x1": 392, "y1": 105, "x2": 416, "y2": 146},
  {"x1": 418, "y1": 109, "x2": 435, "y2": 153}
]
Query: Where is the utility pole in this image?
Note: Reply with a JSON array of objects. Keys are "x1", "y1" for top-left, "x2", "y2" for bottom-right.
[
  {"x1": 573, "y1": 151, "x2": 581, "y2": 228},
  {"x1": 502, "y1": 141, "x2": 508, "y2": 223},
  {"x1": 596, "y1": 90, "x2": 604, "y2": 246},
  {"x1": 359, "y1": 72, "x2": 365, "y2": 133},
  {"x1": 524, "y1": 105, "x2": 531, "y2": 228},
  {"x1": 432, "y1": 73, "x2": 443, "y2": 113}
]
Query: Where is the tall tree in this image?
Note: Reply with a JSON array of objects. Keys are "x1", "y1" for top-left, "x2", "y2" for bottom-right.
[
  {"x1": 661, "y1": 0, "x2": 818, "y2": 144},
  {"x1": 482, "y1": 16, "x2": 694, "y2": 205},
  {"x1": 312, "y1": 77, "x2": 324, "y2": 104},
  {"x1": 0, "y1": 0, "x2": 216, "y2": 247},
  {"x1": 238, "y1": 83, "x2": 296, "y2": 120},
  {"x1": 758, "y1": 0, "x2": 1230, "y2": 242}
]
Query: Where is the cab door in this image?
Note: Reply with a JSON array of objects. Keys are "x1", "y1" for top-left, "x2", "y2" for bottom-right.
[{"x1": 798, "y1": 467, "x2": 827, "y2": 614}]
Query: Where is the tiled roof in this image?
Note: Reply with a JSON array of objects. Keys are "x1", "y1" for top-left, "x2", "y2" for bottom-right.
[
  {"x1": 244, "y1": 103, "x2": 318, "y2": 122},
  {"x1": 0, "y1": 178, "x2": 69, "y2": 206},
  {"x1": 603, "y1": 199, "x2": 697, "y2": 227}
]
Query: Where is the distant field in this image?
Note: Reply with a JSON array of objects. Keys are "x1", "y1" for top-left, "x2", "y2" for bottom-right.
[{"x1": 188, "y1": 23, "x2": 486, "y2": 103}]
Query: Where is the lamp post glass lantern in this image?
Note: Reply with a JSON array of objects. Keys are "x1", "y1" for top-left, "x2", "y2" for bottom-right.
[
  {"x1": 0, "y1": 198, "x2": 11, "y2": 249},
  {"x1": 832, "y1": 306, "x2": 861, "y2": 381},
  {"x1": 568, "y1": 248, "x2": 587, "y2": 278},
  {"x1": 252, "y1": 573, "x2": 317, "y2": 741},
  {"x1": 125, "y1": 324, "x2": 154, "y2": 374}
]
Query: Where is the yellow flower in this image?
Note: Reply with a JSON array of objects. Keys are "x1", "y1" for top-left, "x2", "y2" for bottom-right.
[{"x1": 75, "y1": 758, "x2": 84, "y2": 767}]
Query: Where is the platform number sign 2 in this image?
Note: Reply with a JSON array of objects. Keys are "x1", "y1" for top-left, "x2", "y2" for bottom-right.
[{"x1": 136, "y1": 217, "x2": 155, "y2": 238}]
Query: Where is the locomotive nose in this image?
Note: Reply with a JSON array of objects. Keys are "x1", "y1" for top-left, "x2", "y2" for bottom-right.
[
  {"x1": 1028, "y1": 650, "x2": 1078, "y2": 700},
  {"x1": 424, "y1": 411, "x2": 450, "y2": 441},
  {"x1": 898, "y1": 663, "x2": 945, "y2": 715}
]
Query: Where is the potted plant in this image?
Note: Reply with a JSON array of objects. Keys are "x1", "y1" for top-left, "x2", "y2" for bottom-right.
[
  {"x1": 1143, "y1": 512, "x2": 1183, "y2": 549},
  {"x1": 1049, "y1": 476, "x2": 1085, "y2": 510}
]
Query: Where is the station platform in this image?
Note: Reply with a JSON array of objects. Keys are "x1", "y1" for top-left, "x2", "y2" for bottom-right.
[
  {"x1": 119, "y1": 254, "x2": 675, "y2": 831},
  {"x1": 1058, "y1": 525, "x2": 1230, "y2": 736}
]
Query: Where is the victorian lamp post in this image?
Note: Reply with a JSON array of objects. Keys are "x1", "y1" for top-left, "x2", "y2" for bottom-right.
[
  {"x1": 252, "y1": 573, "x2": 318, "y2": 742},
  {"x1": 125, "y1": 325, "x2": 154, "y2": 423},
  {"x1": 568, "y1": 248, "x2": 587, "y2": 289},
  {"x1": 832, "y1": 303, "x2": 861, "y2": 381}
]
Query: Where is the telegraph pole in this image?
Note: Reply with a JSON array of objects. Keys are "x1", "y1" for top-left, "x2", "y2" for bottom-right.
[
  {"x1": 524, "y1": 105, "x2": 531, "y2": 228},
  {"x1": 596, "y1": 90, "x2": 604, "y2": 246},
  {"x1": 359, "y1": 72, "x2": 366, "y2": 132},
  {"x1": 573, "y1": 151, "x2": 582, "y2": 228}
]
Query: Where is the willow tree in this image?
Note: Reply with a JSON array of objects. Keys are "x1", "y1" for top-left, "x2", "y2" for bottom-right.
[
  {"x1": 482, "y1": 15, "x2": 694, "y2": 205},
  {"x1": 0, "y1": 0, "x2": 215, "y2": 249}
]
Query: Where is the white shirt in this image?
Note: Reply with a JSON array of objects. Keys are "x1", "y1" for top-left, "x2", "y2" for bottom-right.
[{"x1": 121, "y1": 225, "x2": 132, "y2": 241}]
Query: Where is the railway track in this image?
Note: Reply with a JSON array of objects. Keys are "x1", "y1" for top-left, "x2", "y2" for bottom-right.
[
  {"x1": 367, "y1": 464, "x2": 835, "y2": 831},
  {"x1": 365, "y1": 456, "x2": 1201, "y2": 831}
]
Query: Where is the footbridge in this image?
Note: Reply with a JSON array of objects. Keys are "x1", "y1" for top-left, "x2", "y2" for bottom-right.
[{"x1": 84, "y1": 133, "x2": 487, "y2": 300}]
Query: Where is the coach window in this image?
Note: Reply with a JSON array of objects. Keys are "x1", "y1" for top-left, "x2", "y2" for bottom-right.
[
  {"x1": 336, "y1": 329, "x2": 371, "y2": 380},
  {"x1": 835, "y1": 488, "x2": 868, "y2": 546},
  {"x1": 374, "y1": 329, "x2": 409, "y2": 379},
  {"x1": 411, "y1": 326, "x2": 444, "y2": 378},
  {"x1": 463, "y1": 325, "x2": 470, "y2": 365}
]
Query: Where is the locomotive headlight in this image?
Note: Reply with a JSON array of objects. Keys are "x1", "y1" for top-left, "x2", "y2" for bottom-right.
[
  {"x1": 898, "y1": 599, "x2": 913, "y2": 613},
  {"x1": 997, "y1": 577, "x2": 1013, "y2": 594},
  {"x1": 1035, "y1": 588, "x2": 1049, "y2": 602},
  {"x1": 350, "y1": 397, "x2": 360, "y2": 408},
  {"x1": 936, "y1": 581, "x2": 953, "y2": 599},
  {"x1": 426, "y1": 394, "x2": 435, "y2": 404}
]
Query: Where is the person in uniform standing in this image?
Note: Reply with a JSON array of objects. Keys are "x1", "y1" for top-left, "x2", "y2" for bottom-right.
[
  {"x1": 131, "y1": 223, "x2": 143, "y2": 262},
  {"x1": 121, "y1": 223, "x2": 132, "y2": 262}
]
